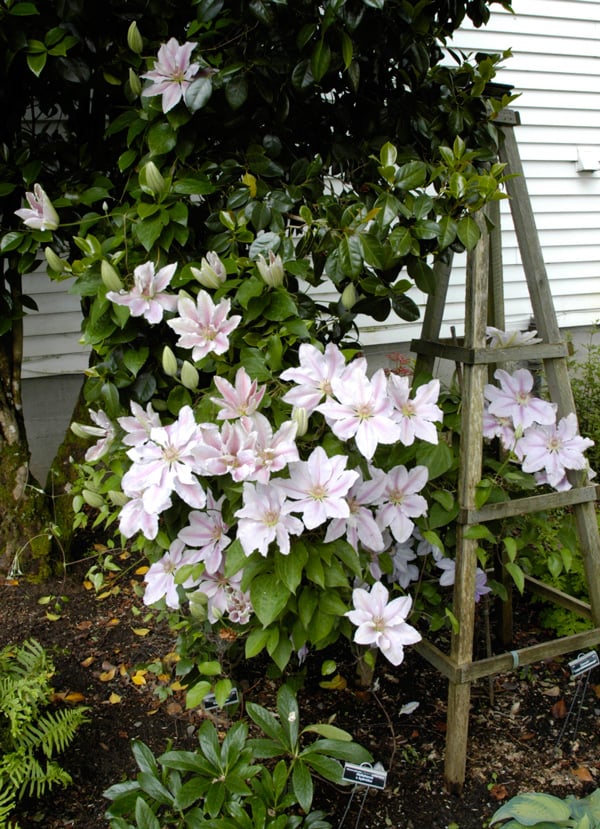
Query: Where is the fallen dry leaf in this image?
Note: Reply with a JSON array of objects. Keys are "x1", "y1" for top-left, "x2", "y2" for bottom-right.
[
  {"x1": 76, "y1": 620, "x2": 93, "y2": 631},
  {"x1": 80, "y1": 656, "x2": 94, "y2": 668},
  {"x1": 489, "y1": 784, "x2": 509, "y2": 801},
  {"x1": 99, "y1": 668, "x2": 116, "y2": 682},
  {"x1": 107, "y1": 617, "x2": 120, "y2": 626},
  {"x1": 551, "y1": 699, "x2": 567, "y2": 719},
  {"x1": 108, "y1": 692, "x2": 121, "y2": 704},
  {"x1": 132, "y1": 627, "x2": 151, "y2": 636},
  {"x1": 572, "y1": 766, "x2": 594, "y2": 782}
]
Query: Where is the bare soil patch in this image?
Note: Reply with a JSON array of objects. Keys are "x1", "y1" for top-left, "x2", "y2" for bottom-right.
[{"x1": 2, "y1": 565, "x2": 599, "y2": 829}]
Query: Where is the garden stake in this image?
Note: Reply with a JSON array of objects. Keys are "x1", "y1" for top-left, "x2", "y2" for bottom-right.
[{"x1": 555, "y1": 651, "x2": 599, "y2": 748}]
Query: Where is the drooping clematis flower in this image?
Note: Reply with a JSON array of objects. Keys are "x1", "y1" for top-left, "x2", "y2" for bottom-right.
[
  {"x1": 235, "y1": 481, "x2": 304, "y2": 556},
  {"x1": 281, "y1": 342, "x2": 349, "y2": 414},
  {"x1": 195, "y1": 421, "x2": 258, "y2": 482},
  {"x1": 242, "y1": 413, "x2": 299, "y2": 483},
  {"x1": 141, "y1": 38, "x2": 200, "y2": 112},
  {"x1": 256, "y1": 251, "x2": 284, "y2": 287},
  {"x1": 118, "y1": 491, "x2": 163, "y2": 540},
  {"x1": 436, "y1": 557, "x2": 492, "y2": 602},
  {"x1": 15, "y1": 183, "x2": 59, "y2": 231},
  {"x1": 515, "y1": 412, "x2": 594, "y2": 490},
  {"x1": 387, "y1": 375, "x2": 443, "y2": 446},
  {"x1": 485, "y1": 327, "x2": 542, "y2": 348},
  {"x1": 211, "y1": 368, "x2": 266, "y2": 420},
  {"x1": 167, "y1": 291, "x2": 241, "y2": 362},
  {"x1": 373, "y1": 464, "x2": 429, "y2": 544},
  {"x1": 324, "y1": 472, "x2": 386, "y2": 553},
  {"x1": 194, "y1": 568, "x2": 252, "y2": 624},
  {"x1": 389, "y1": 542, "x2": 420, "y2": 589},
  {"x1": 483, "y1": 406, "x2": 516, "y2": 451},
  {"x1": 318, "y1": 364, "x2": 401, "y2": 460},
  {"x1": 484, "y1": 368, "x2": 556, "y2": 432},
  {"x1": 278, "y1": 446, "x2": 359, "y2": 530},
  {"x1": 143, "y1": 539, "x2": 197, "y2": 609},
  {"x1": 177, "y1": 491, "x2": 231, "y2": 574},
  {"x1": 107, "y1": 261, "x2": 178, "y2": 324},
  {"x1": 345, "y1": 582, "x2": 421, "y2": 666},
  {"x1": 72, "y1": 409, "x2": 115, "y2": 462}
]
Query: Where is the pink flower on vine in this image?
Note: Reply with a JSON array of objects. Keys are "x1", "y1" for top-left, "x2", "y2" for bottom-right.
[
  {"x1": 107, "y1": 261, "x2": 178, "y2": 324},
  {"x1": 387, "y1": 375, "x2": 443, "y2": 446},
  {"x1": 281, "y1": 342, "x2": 348, "y2": 414},
  {"x1": 167, "y1": 291, "x2": 241, "y2": 362},
  {"x1": 515, "y1": 412, "x2": 594, "y2": 490},
  {"x1": 235, "y1": 481, "x2": 303, "y2": 556},
  {"x1": 141, "y1": 38, "x2": 200, "y2": 112},
  {"x1": 345, "y1": 582, "x2": 421, "y2": 666},
  {"x1": 177, "y1": 491, "x2": 231, "y2": 574},
  {"x1": 484, "y1": 368, "x2": 556, "y2": 432},
  {"x1": 373, "y1": 464, "x2": 429, "y2": 544},
  {"x1": 15, "y1": 183, "x2": 59, "y2": 231},
  {"x1": 211, "y1": 368, "x2": 266, "y2": 420}
]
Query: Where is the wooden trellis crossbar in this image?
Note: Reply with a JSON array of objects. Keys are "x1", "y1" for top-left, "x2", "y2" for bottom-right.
[{"x1": 409, "y1": 108, "x2": 600, "y2": 793}]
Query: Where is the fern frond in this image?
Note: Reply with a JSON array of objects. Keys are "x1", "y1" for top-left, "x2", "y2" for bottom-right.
[
  {"x1": 18, "y1": 707, "x2": 89, "y2": 758},
  {"x1": 0, "y1": 783, "x2": 17, "y2": 828}
]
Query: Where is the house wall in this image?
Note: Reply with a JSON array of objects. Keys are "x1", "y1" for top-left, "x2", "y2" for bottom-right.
[{"x1": 21, "y1": 0, "x2": 600, "y2": 479}]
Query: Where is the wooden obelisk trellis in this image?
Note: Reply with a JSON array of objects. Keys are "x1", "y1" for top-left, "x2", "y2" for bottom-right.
[{"x1": 410, "y1": 108, "x2": 600, "y2": 792}]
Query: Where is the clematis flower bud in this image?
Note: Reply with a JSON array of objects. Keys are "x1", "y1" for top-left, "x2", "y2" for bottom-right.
[
  {"x1": 141, "y1": 161, "x2": 166, "y2": 198},
  {"x1": 127, "y1": 21, "x2": 144, "y2": 55},
  {"x1": 340, "y1": 283, "x2": 358, "y2": 310},
  {"x1": 82, "y1": 489, "x2": 104, "y2": 509},
  {"x1": 181, "y1": 360, "x2": 199, "y2": 390},
  {"x1": 44, "y1": 246, "x2": 65, "y2": 273},
  {"x1": 101, "y1": 260, "x2": 123, "y2": 292},
  {"x1": 190, "y1": 251, "x2": 226, "y2": 289},
  {"x1": 256, "y1": 251, "x2": 284, "y2": 287},
  {"x1": 162, "y1": 345, "x2": 178, "y2": 377},
  {"x1": 291, "y1": 406, "x2": 309, "y2": 437},
  {"x1": 128, "y1": 67, "x2": 142, "y2": 97}
]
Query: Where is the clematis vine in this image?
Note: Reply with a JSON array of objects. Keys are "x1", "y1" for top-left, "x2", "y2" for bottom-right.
[{"x1": 15, "y1": 183, "x2": 59, "y2": 231}]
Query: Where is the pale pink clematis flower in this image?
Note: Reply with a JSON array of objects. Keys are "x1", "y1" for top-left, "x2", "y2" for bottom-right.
[
  {"x1": 242, "y1": 413, "x2": 299, "y2": 483},
  {"x1": 107, "y1": 261, "x2": 178, "y2": 324},
  {"x1": 345, "y1": 582, "x2": 421, "y2": 666},
  {"x1": 387, "y1": 375, "x2": 443, "y2": 446},
  {"x1": 15, "y1": 183, "x2": 59, "y2": 231},
  {"x1": 122, "y1": 405, "x2": 206, "y2": 512},
  {"x1": 167, "y1": 291, "x2": 241, "y2": 362},
  {"x1": 318, "y1": 365, "x2": 401, "y2": 460},
  {"x1": 279, "y1": 446, "x2": 359, "y2": 530},
  {"x1": 195, "y1": 421, "x2": 258, "y2": 482},
  {"x1": 75, "y1": 409, "x2": 115, "y2": 461},
  {"x1": 141, "y1": 38, "x2": 200, "y2": 112},
  {"x1": 483, "y1": 407, "x2": 516, "y2": 451},
  {"x1": 324, "y1": 473, "x2": 386, "y2": 552},
  {"x1": 144, "y1": 539, "x2": 197, "y2": 609},
  {"x1": 436, "y1": 557, "x2": 491, "y2": 602},
  {"x1": 484, "y1": 368, "x2": 556, "y2": 432},
  {"x1": 177, "y1": 491, "x2": 231, "y2": 574},
  {"x1": 486, "y1": 326, "x2": 542, "y2": 348},
  {"x1": 118, "y1": 491, "x2": 162, "y2": 540},
  {"x1": 118, "y1": 401, "x2": 162, "y2": 447},
  {"x1": 373, "y1": 465, "x2": 429, "y2": 544},
  {"x1": 281, "y1": 342, "x2": 349, "y2": 414},
  {"x1": 515, "y1": 412, "x2": 594, "y2": 490},
  {"x1": 194, "y1": 568, "x2": 252, "y2": 624},
  {"x1": 390, "y1": 542, "x2": 420, "y2": 589},
  {"x1": 235, "y1": 481, "x2": 304, "y2": 556},
  {"x1": 211, "y1": 368, "x2": 266, "y2": 420}
]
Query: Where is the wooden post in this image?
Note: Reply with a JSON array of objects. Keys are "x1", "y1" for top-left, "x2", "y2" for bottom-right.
[{"x1": 444, "y1": 213, "x2": 489, "y2": 792}]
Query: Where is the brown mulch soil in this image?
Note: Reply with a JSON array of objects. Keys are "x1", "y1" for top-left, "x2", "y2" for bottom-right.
[{"x1": 1, "y1": 561, "x2": 599, "y2": 829}]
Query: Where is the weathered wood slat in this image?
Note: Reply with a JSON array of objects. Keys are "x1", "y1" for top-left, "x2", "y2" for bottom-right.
[
  {"x1": 459, "y1": 484, "x2": 599, "y2": 524},
  {"x1": 410, "y1": 338, "x2": 568, "y2": 365}
]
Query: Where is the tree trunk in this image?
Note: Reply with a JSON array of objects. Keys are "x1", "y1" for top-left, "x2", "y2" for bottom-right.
[{"x1": 0, "y1": 271, "x2": 52, "y2": 577}]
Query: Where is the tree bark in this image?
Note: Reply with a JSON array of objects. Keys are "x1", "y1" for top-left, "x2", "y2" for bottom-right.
[{"x1": 0, "y1": 270, "x2": 52, "y2": 577}]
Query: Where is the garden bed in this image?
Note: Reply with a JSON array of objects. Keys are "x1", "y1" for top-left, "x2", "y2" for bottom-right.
[{"x1": 1, "y1": 564, "x2": 599, "y2": 829}]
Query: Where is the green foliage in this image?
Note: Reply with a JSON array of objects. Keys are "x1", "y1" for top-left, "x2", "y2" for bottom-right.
[
  {"x1": 104, "y1": 684, "x2": 370, "y2": 828},
  {"x1": 0, "y1": 639, "x2": 88, "y2": 827},
  {"x1": 570, "y1": 325, "x2": 600, "y2": 475},
  {"x1": 491, "y1": 789, "x2": 600, "y2": 828}
]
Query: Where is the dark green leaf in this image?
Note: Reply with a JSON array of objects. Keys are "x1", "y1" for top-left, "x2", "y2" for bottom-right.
[
  {"x1": 147, "y1": 122, "x2": 177, "y2": 156},
  {"x1": 292, "y1": 761, "x2": 314, "y2": 813},
  {"x1": 311, "y1": 39, "x2": 331, "y2": 83},
  {"x1": 457, "y1": 215, "x2": 481, "y2": 250},
  {"x1": 250, "y1": 574, "x2": 290, "y2": 626},
  {"x1": 184, "y1": 77, "x2": 213, "y2": 112}
]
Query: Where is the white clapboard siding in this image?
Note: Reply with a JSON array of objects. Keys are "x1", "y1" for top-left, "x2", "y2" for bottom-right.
[
  {"x1": 22, "y1": 0, "x2": 600, "y2": 372},
  {"x1": 358, "y1": 0, "x2": 600, "y2": 349}
]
